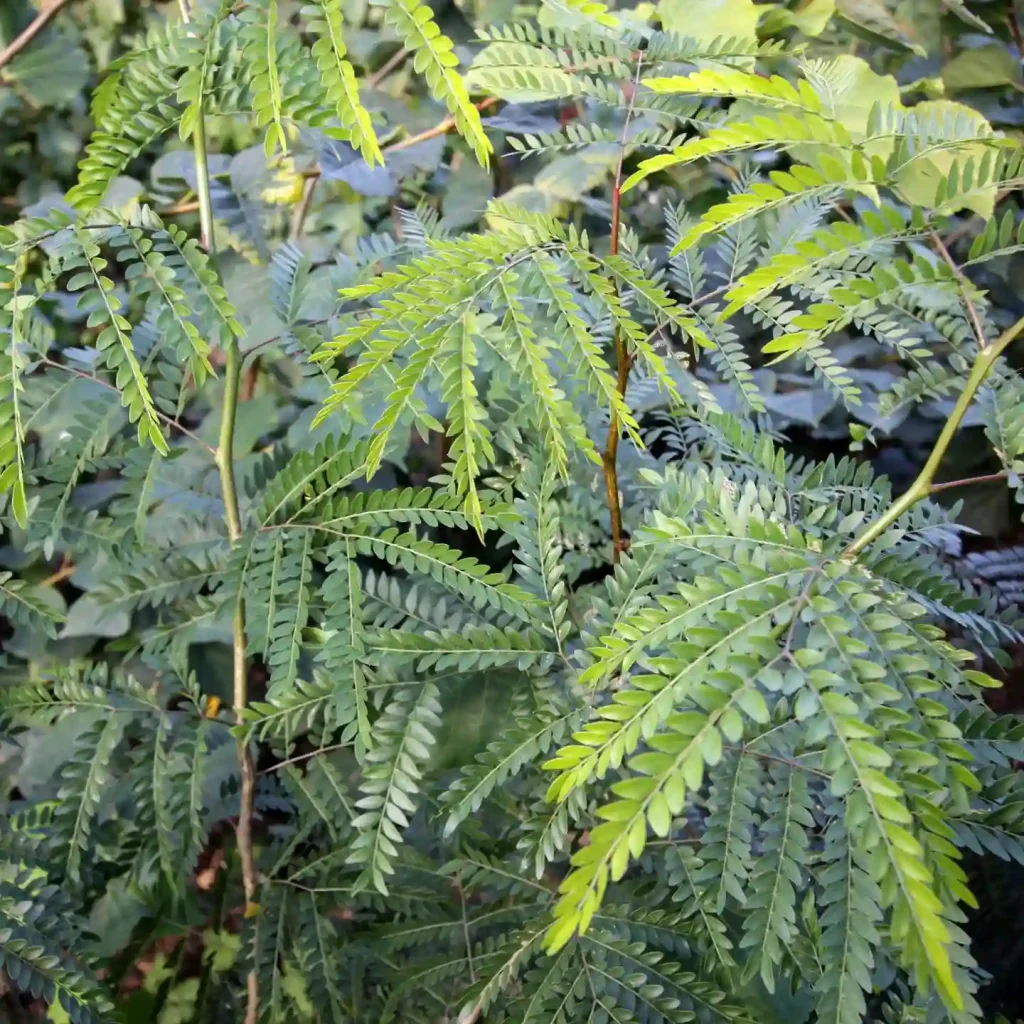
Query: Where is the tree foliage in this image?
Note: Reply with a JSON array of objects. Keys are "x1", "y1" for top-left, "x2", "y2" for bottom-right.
[{"x1": 2, "y1": 0, "x2": 1024, "y2": 1020}]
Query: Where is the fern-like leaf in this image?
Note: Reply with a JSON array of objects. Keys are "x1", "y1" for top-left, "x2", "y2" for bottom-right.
[
  {"x1": 303, "y1": 0, "x2": 382, "y2": 165},
  {"x1": 348, "y1": 683, "x2": 442, "y2": 893},
  {"x1": 242, "y1": 0, "x2": 289, "y2": 156},
  {"x1": 383, "y1": 0, "x2": 491, "y2": 167}
]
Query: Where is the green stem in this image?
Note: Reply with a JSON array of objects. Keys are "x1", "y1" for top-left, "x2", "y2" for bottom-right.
[
  {"x1": 217, "y1": 345, "x2": 243, "y2": 539},
  {"x1": 178, "y1": 3, "x2": 258, "y2": 1022},
  {"x1": 192, "y1": 108, "x2": 217, "y2": 256},
  {"x1": 845, "y1": 313, "x2": 1024, "y2": 557}
]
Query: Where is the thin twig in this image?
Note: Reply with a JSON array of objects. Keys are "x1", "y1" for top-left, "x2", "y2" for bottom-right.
[
  {"x1": 366, "y1": 46, "x2": 409, "y2": 88},
  {"x1": 259, "y1": 741, "x2": 350, "y2": 775},
  {"x1": 40, "y1": 556, "x2": 74, "y2": 588},
  {"x1": 939, "y1": 191, "x2": 1012, "y2": 263},
  {"x1": 240, "y1": 356, "x2": 260, "y2": 401},
  {"x1": 289, "y1": 176, "x2": 317, "y2": 240},
  {"x1": 941, "y1": 214, "x2": 984, "y2": 252},
  {"x1": 929, "y1": 470, "x2": 1010, "y2": 495},
  {"x1": 731, "y1": 745, "x2": 831, "y2": 779},
  {"x1": 385, "y1": 96, "x2": 500, "y2": 153},
  {"x1": 242, "y1": 316, "x2": 334, "y2": 364},
  {"x1": 160, "y1": 198, "x2": 200, "y2": 216},
  {"x1": 274, "y1": 878, "x2": 358, "y2": 895},
  {"x1": 37, "y1": 355, "x2": 217, "y2": 455},
  {"x1": 300, "y1": 97, "x2": 499, "y2": 181},
  {"x1": 930, "y1": 229, "x2": 986, "y2": 349},
  {"x1": 0, "y1": 0, "x2": 73, "y2": 74},
  {"x1": 217, "y1": 225, "x2": 261, "y2": 1024},
  {"x1": 601, "y1": 55, "x2": 644, "y2": 564},
  {"x1": 458, "y1": 873, "x2": 476, "y2": 984},
  {"x1": 1010, "y1": 7, "x2": 1024, "y2": 64},
  {"x1": 781, "y1": 567, "x2": 823, "y2": 656}
]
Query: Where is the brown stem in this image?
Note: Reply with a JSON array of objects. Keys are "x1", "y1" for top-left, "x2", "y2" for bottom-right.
[
  {"x1": 929, "y1": 470, "x2": 1010, "y2": 495},
  {"x1": 0, "y1": 0, "x2": 73, "y2": 73},
  {"x1": 241, "y1": 315, "x2": 333, "y2": 365},
  {"x1": 160, "y1": 198, "x2": 200, "y2": 216},
  {"x1": 289, "y1": 176, "x2": 317, "y2": 240},
  {"x1": 733, "y1": 745, "x2": 831, "y2": 779},
  {"x1": 930, "y1": 229, "x2": 986, "y2": 348},
  {"x1": 390, "y1": 96, "x2": 497, "y2": 151},
  {"x1": 601, "y1": 326, "x2": 630, "y2": 562},
  {"x1": 37, "y1": 355, "x2": 217, "y2": 455},
  {"x1": 300, "y1": 97, "x2": 499, "y2": 182},
  {"x1": 1010, "y1": 7, "x2": 1024, "y2": 63},
  {"x1": 366, "y1": 45, "x2": 409, "y2": 88},
  {"x1": 213, "y1": 194, "x2": 260, "y2": 1024},
  {"x1": 39, "y1": 556, "x2": 74, "y2": 588},
  {"x1": 258, "y1": 741, "x2": 351, "y2": 775},
  {"x1": 939, "y1": 188, "x2": 1014, "y2": 251},
  {"x1": 240, "y1": 357, "x2": 260, "y2": 402},
  {"x1": 600, "y1": 58, "x2": 643, "y2": 564}
]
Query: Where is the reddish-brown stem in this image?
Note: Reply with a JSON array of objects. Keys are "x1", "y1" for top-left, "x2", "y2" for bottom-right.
[
  {"x1": 240, "y1": 357, "x2": 260, "y2": 402},
  {"x1": 366, "y1": 45, "x2": 409, "y2": 88},
  {"x1": 601, "y1": 58, "x2": 642, "y2": 564},
  {"x1": 39, "y1": 556, "x2": 74, "y2": 588},
  {"x1": 609, "y1": 186, "x2": 622, "y2": 256},
  {"x1": 929, "y1": 470, "x2": 1010, "y2": 495},
  {"x1": 300, "y1": 97, "x2": 498, "y2": 181},
  {"x1": 37, "y1": 355, "x2": 217, "y2": 455},
  {"x1": 1010, "y1": 8, "x2": 1024, "y2": 63},
  {"x1": 0, "y1": 0, "x2": 73, "y2": 73},
  {"x1": 160, "y1": 198, "x2": 200, "y2": 216},
  {"x1": 930, "y1": 230, "x2": 986, "y2": 349},
  {"x1": 734, "y1": 745, "x2": 831, "y2": 780},
  {"x1": 602, "y1": 183, "x2": 628, "y2": 560},
  {"x1": 289, "y1": 176, "x2": 317, "y2": 240}
]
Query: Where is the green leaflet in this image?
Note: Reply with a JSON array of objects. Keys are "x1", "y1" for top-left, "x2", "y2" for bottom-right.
[
  {"x1": 383, "y1": 0, "x2": 492, "y2": 167},
  {"x1": 66, "y1": 226, "x2": 167, "y2": 454},
  {"x1": 242, "y1": 0, "x2": 289, "y2": 157},
  {"x1": 347, "y1": 683, "x2": 443, "y2": 894},
  {"x1": 303, "y1": 0, "x2": 382, "y2": 165},
  {"x1": 0, "y1": 254, "x2": 30, "y2": 527}
]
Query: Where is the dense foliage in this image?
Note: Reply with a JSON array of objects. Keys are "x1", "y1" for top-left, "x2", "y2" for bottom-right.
[{"x1": 4, "y1": 0, "x2": 1024, "y2": 1021}]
